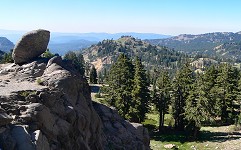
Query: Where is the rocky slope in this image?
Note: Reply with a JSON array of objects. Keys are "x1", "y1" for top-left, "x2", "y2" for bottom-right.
[
  {"x1": 213, "y1": 42, "x2": 241, "y2": 61},
  {"x1": 0, "y1": 29, "x2": 150, "y2": 150},
  {"x1": 190, "y1": 58, "x2": 218, "y2": 70}
]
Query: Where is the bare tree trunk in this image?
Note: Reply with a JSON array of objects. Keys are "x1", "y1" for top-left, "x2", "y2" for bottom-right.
[{"x1": 159, "y1": 109, "x2": 163, "y2": 132}]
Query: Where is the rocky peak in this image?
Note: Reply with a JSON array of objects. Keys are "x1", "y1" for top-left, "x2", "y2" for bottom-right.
[{"x1": 0, "y1": 30, "x2": 150, "y2": 149}]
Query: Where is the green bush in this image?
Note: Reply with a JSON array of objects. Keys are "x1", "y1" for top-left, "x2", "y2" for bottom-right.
[
  {"x1": 19, "y1": 91, "x2": 36, "y2": 97},
  {"x1": 95, "y1": 92, "x2": 101, "y2": 98},
  {"x1": 36, "y1": 78, "x2": 44, "y2": 85},
  {"x1": 142, "y1": 118, "x2": 158, "y2": 131},
  {"x1": 41, "y1": 49, "x2": 54, "y2": 58}
]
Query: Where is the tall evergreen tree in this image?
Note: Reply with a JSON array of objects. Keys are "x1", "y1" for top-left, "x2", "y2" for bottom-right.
[
  {"x1": 107, "y1": 53, "x2": 134, "y2": 119},
  {"x1": 215, "y1": 64, "x2": 239, "y2": 124},
  {"x1": 130, "y1": 57, "x2": 150, "y2": 122},
  {"x1": 184, "y1": 74, "x2": 213, "y2": 138},
  {"x1": 98, "y1": 71, "x2": 103, "y2": 84},
  {"x1": 155, "y1": 71, "x2": 171, "y2": 131},
  {"x1": 90, "y1": 66, "x2": 98, "y2": 84},
  {"x1": 237, "y1": 73, "x2": 241, "y2": 124},
  {"x1": 202, "y1": 65, "x2": 218, "y2": 116},
  {"x1": 171, "y1": 63, "x2": 194, "y2": 130}
]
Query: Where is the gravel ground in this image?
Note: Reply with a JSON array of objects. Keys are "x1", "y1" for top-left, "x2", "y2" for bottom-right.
[{"x1": 201, "y1": 125, "x2": 241, "y2": 150}]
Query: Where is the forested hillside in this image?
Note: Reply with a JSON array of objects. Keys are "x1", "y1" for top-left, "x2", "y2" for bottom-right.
[
  {"x1": 146, "y1": 32, "x2": 241, "y2": 61},
  {"x1": 214, "y1": 42, "x2": 241, "y2": 62},
  {"x1": 82, "y1": 36, "x2": 188, "y2": 74}
]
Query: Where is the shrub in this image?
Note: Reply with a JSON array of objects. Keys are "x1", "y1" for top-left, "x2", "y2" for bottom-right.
[
  {"x1": 142, "y1": 118, "x2": 158, "y2": 131},
  {"x1": 19, "y1": 91, "x2": 36, "y2": 97},
  {"x1": 95, "y1": 92, "x2": 101, "y2": 98},
  {"x1": 41, "y1": 49, "x2": 54, "y2": 58},
  {"x1": 36, "y1": 78, "x2": 44, "y2": 85}
]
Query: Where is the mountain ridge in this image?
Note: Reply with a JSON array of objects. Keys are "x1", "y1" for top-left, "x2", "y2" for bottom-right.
[
  {"x1": 146, "y1": 31, "x2": 241, "y2": 61},
  {"x1": 0, "y1": 37, "x2": 14, "y2": 52},
  {"x1": 0, "y1": 29, "x2": 171, "y2": 55},
  {"x1": 0, "y1": 29, "x2": 171, "y2": 43},
  {"x1": 82, "y1": 36, "x2": 187, "y2": 73}
]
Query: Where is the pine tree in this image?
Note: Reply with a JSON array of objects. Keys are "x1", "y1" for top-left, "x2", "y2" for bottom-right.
[
  {"x1": 98, "y1": 71, "x2": 103, "y2": 84},
  {"x1": 202, "y1": 65, "x2": 218, "y2": 116},
  {"x1": 1, "y1": 49, "x2": 13, "y2": 63},
  {"x1": 90, "y1": 66, "x2": 98, "y2": 84},
  {"x1": 215, "y1": 64, "x2": 239, "y2": 124},
  {"x1": 107, "y1": 53, "x2": 134, "y2": 119},
  {"x1": 64, "y1": 51, "x2": 85, "y2": 75},
  {"x1": 130, "y1": 57, "x2": 150, "y2": 122},
  {"x1": 171, "y1": 63, "x2": 194, "y2": 130},
  {"x1": 155, "y1": 71, "x2": 171, "y2": 131},
  {"x1": 237, "y1": 74, "x2": 241, "y2": 125},
  {"x1": 184, "y1": 74, "x2": 212, "y2": 138}
]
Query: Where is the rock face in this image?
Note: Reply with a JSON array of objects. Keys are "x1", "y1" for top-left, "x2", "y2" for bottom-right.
[
  {"x1": 0, "y1": 57, "x2": 103, "y2": 150},
  {"x1": 0, "y1": 30, "x2": 150, "y2": 150},
  {"x1": 93, "y1": 102, "x2": 150, "y2": 150},
  {"x1": 12, "y1": 29, "x2": 50, "y2": 64}
]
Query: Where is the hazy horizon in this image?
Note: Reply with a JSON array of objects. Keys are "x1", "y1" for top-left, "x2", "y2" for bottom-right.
[
  {"x1": 1, "y1": 28, "x2": 241, "y2": 36},
  {"x1": 0, "y1": 0, "x2": 241, "y2": 35}
]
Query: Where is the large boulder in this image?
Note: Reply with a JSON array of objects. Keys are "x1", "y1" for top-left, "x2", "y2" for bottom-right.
[{"x1": 12, "y1": 29, "x2": 50, "y2": 64}]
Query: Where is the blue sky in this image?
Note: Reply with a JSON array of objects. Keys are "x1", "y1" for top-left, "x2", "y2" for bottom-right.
[{"x1": 0, "y1": 0, "x2": 241, "y2": 35}]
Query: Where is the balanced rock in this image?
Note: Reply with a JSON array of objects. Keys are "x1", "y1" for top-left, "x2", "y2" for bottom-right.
[{"x1": 12, "y1": 29, "x2": 50, "y2": 64}]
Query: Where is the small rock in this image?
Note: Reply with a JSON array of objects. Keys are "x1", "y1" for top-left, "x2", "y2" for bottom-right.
[
  {"x1": 164, "y1": 144, "x2": 177, "y2": 149},
  {"x1": 191, "y1": 145, "x2": 196, "y2": 150},
  {"x1": 46, "y1": 56, "x2": 62, "y2": 68}
]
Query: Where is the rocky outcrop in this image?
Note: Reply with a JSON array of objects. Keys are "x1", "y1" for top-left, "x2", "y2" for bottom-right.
[
  {"x1": 12, "y1": 29, "x2": 50, "y2": 64},
  {"x1": 0, "y1": 30, "x2": 150, "y2": 150},
  {"x1": 0, "y1": 56, "x2": 103, "y2": 150},
  {"x1": 93, "y1": 102, "x2": 150, "y2": 150}
]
